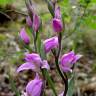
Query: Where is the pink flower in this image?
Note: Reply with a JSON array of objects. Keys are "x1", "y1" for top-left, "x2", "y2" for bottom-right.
[
  {"x1": 26, "y1": 75, "x2": 43, "y2": 96},
  {"x1": 25, "y1": 53, "x2": 42, "y2": 66},
  {"x1": 52, "y1": 18, "x2": 63, "y2": 33},
  {"x1": 19, "y1": 28, "x2": 30, "y2": 44},
  {"x1": 55, "y1": 7, "x2": 61, "y2": 19},
  {"x1": 60, "y1": 51, "x2": 82, "y2": 72},
  {"x1": 26, "y1": 13, "x2": 40, "y2": 32},
  {"x1": 33, "y1": 13, "x2": 40, "y2": 32},
  {"x1": 17, "y1": 53, "x2": 50, "y2": 73},
  {"x1": 43, "y1": 36, "x2": 59, "y2": 53},
  {"x1": 52, "y1": 6, "x2": 63, "y2": 33},
  {"x1": 26, "y1": 16, "x2": 32, "y2": 27}
]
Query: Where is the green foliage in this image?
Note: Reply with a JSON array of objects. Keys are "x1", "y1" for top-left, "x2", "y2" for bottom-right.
[
  {"x1": 8, "y1": 72, "x2": 20, "y2": 96},
  {"x1": 41, "y1": 13, "x2": 51, "y2": 21},
  {"x1": 0, "y1": 34, "x2": 7, "y2": 41},
  {"x1": 67, "y1": 75, "x2": 75, "y2": 96},
  {"x1": 0, "y1": 0, "x2": 13, "y2": 5},
  {"x1": 92, "y1": 0, "x2": 96, "y2": 3},
  {"x1": 84, "y1": 15, "x2": 96, "y2": 29}
]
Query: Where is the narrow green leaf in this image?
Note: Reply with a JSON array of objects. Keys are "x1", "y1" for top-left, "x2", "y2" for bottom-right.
[
  {"x1": 44, "y1": 0, "x2": 54, "y2": 17},
  {"x1": 37, "y1": 35, "x2": 41, "y2": 54},
  {"x1": 40, "y1": 43, "x2": 47, "y2": 60},
  {"x1": 43, "y1": 69, "x2": 57, "y2": 96},
  {"x1": 67, "y1": 75, "x2": 75, "y2": 96}
]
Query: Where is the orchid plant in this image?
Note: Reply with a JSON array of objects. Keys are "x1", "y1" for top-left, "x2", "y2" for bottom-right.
[{"x1": 16, "y1": 0, "x2": 82, "y2": 96}]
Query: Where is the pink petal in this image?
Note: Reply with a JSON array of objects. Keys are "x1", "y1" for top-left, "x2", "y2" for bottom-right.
[
  {"x1": 25, "y1": 53, "x2": 42, "y2": 66},
  {"x1": 60, "y1": 51, "x2": 75, "y2": 65},
  {"x1": 41, "y1": 60, "x2": 50, "y2": 70},
  {"x1": 43, "y1": 36, "x2": 58, "y2": 53},
  {"x1": 19, "y1": 28, "x2": 30, "y2": 44},
  {"x1": 26, "y1": 79, "x2": 43, "y2": 96},
  {"x1": 52, "y1": 18, "x2": 63, "y2": 33},
  {"x1": 60, "y1": 65, "x2": 72, "y2": 72},
  {"x1": 26, "y1": 16, "x2": 32, "y2": 27},
  {"x1": 55, "y1": 6, "x2": 61, "y2": 19},
  {"x1": 33, "y1": 13, "x2": 40, "y2": 32},
  {"x1": 17, "y1": 62, "x2": 36, "y2": 73},
  {"x1": 72, "y1": 54, "x2": 82, "y2": 64}
]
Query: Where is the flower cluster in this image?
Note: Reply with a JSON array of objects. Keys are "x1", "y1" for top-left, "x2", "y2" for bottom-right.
[
  {"x1": 19, "y1": 5, "x2": 40, "y2": 45},
  {"x1": 17, "y1": 53, "x2": 49, "y2": 96},
  {"x1": 43, "y1": 5, "x2": 82, "y2": 73},
  {"x1": 17, "y1": 0, "x2": 82, "y2": 96},
  {"x1": 26, "y1": 12, "x2": 40, "y2": 32}
]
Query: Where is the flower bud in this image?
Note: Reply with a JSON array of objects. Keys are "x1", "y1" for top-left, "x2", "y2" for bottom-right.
[
  {"x1": 47, "y1": 0, "x2": 55, "y2": 17},
  {"x1": 19, "y1": 28, "x2": 30, "y2": 44},
  {"x1": 26, "y1": 77, "x2": 43, "y2": 96},
  {"x1": 55, "y1": 6, "x2": 61, "y2": 19},
  {"x1": 52, "y1": 18, "x2": 63, "y2": 33},
  {"x1": 33, "y1": 13, "x2": 40, "y2": 32},
  {"x1": 43, "y1": 36, "x2": 58, "y2": 53},
  {"x1": 60, "y1": 51, "x2": 82, "y2": 72},
  {"x1": 26, "y1": 16, "x2": 32, "y2": 27}
]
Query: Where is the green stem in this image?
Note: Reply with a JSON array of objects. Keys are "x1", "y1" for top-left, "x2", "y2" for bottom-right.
[
  {"x1": 29, "y1": 28, "x2": 37, "y2": 52},
  {"x1": 55, "y1": 57, "x2": 68, "y2": 96},
  {"x1": 41, "y1": 69, "x2": 46, "y2": 96},
  {"x1": 5, "y1": 9, "x2": 28, "y2": 16},
  {"x1": 57, "y1": 32, "x2": 68, "y2": 96},
  {"x1": 57, "y1": 33, "x2": 62, "y2": 58},
  {"x1": 43, "y1": 69, "x2": 57, "y2": 96}
]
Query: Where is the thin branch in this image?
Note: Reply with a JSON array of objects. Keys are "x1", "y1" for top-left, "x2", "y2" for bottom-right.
[
  {"x1": 0, "y1": 11, "x2": 12, "y2": 20},
  {"x1": 5, "y1": 10, "x2": 28, "y2": 16}
]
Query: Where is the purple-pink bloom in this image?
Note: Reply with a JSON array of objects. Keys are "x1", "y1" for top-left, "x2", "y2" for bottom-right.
[
  {"x1": 17, "y1": 62, "x2": 36, "y2": 73},
  {"x1": 43, "y1": 36, "x2": 59, "y2": 53},
  {"x1": 55, "y1": 6, "x2": 61, "y2": 19},
  {"x1": 26, "y1": 16, "x2": 32, "y2": 27},
  {"x1": 52, "y1": 18, "x2": 63, "y2": 33},
  {"x1": 19, "y1": 28, "x2": 30, "y2": 44},
  {"x1": 25, "y1": 53, "x2": 42, "y2": 66},
  {"x1": 52, "y1": 6, "x2": 63, "y2": 33},
  {"x1": 60, "y1": 51, "x2": 82, "y2": 72},
  {"x1": 33, "y1": 13, "x2": 40, "y2": 32},
  {"x1": 26, "y1": 75, "x2": 43, "y2": 96},
  {"x1": 26, "y1": 13, "x2": 40, "y2": 32},
  {"x1": 17, "y1": 53, "x2": 50, "y2": 73}
]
